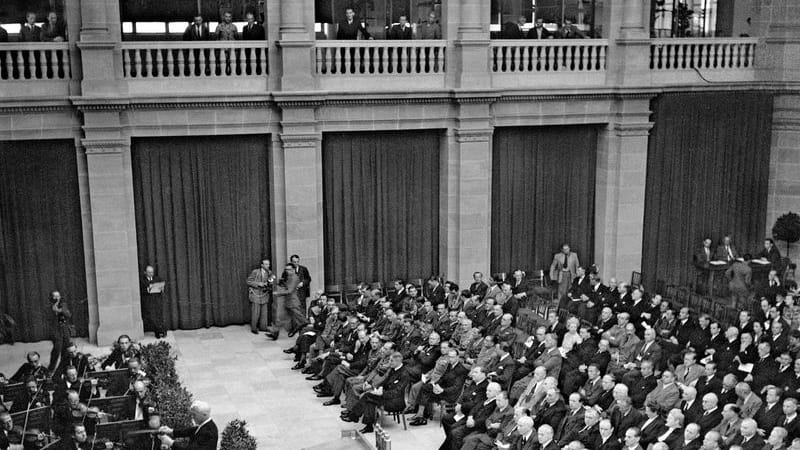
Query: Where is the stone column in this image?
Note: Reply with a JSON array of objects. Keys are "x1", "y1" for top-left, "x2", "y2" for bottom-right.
[
  {"x1": 605, "y1": 0, "x2": 651, "y2": 87},
  {"x1": 753, "y1": 0, "x2": 800, "y2": 82},
  {"x1": 594, "y1": 98, "x2": 654, "y2": 283},
  {"x1": 454, "y1": 0, "x2": 491, "y2": 89},
  {"x1": 80, "y1": 121, "x2": 143, "y2": 344},
  {"x1": 767, "y1": 95, "x2": 800, "y2": 258},
  {"x1": 277, "y1": 104, "x2": 325, "y2": 301},
  {"x1": 77, "y1": 0, "x2": 124, "y2": 96},
  {"x1": 64, "y1": 0, "x2": 83, "y2": 96},
  {"x1": 276, "y1": 0, "x2": 315, "y2": 91}
]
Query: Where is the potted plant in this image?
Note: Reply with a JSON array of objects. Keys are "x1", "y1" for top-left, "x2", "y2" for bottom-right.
[
  {"x1": 773, "y1": 212, "x2": 800, "y2": 259},
  {"x1": 220, "y1": 419, "x2": 257, "y2": 450}
]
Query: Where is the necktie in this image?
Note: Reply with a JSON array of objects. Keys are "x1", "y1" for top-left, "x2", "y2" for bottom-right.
[
  {"x1": 563, "y1": 254, "x2": 568, "y2": 269},
  {"x1": 727, "y1": 246, "x2": 732, "y2": 259}
]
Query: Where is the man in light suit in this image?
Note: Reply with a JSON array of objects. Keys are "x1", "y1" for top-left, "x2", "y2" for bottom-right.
[
  {"x1": 726, "y1": 255, "x2": 752, "y2": 308},
  {"x1": 246, "y1": 258, "x2": 274, "y2": 335},
  {"x1": 714, "y1": 235, "x2": 739, "y2": 262},
  {"x1": 645, "y1": 370, "x2": 681, "y2": 412},
  {"x1": 734, "y1": 382, "x2": 761, "y2": 419},
  {"x1": 267, "y1": 263, "x2": 307, "y2": 340},
  {"x1": 551, "y1": 244, "x2": 580, "y2": 301},
  {"x1": 533, "y1": 334, "x2": 562, "y2": 380},
  {"x1": 675, "y1": 352, "x2": 704, "y2": 388},
  {"x1": 711, "y1": 403, "x2": 742, "y2": 446}
]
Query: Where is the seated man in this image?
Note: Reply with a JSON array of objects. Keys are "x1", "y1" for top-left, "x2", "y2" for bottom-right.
[
  {"x1": 9, "y1": 352, "x2": 47, "y2": 383},
  {"x1": 132, "y1": 380, "x2": 157, "y2": 421},
  {"x1": 407, "y1": 348, "x2": 469, "y2": 425},
  {"x1": 107, "y1": 358, "x2": 147, "y2": 397},
  {"x1": 101, "y1": 334, "x2": 141, "y2": 370},
  {"x1": 441, "y1": 382, "x2": 502, "y2": 450},
  {"x1": 54, "y1": 342, "x2": 90, "y2": 381},
  {"x1": 53, "y1": 366, "x2": 96, "y2": 404},
  {"x1": 343, "y1": 352, "x2": 409, "y2": 433},
  {"x1": 404, "y1": 332, "x2": 442, "y2": 380},
  {"x1": 52, "y1": 390, "x2": 83, "y2": 438},
  {"x1": 9, "y1": 378, "x2": 48, "y2": 413},
  {"x1": 459, "y1": 391, "x2": 514, "y2": 450},
  {"x1": 316, "y1": 330, "x2": 373, "y2": 404},
  {"x1": 341, "y1": 341, "x2": 395, "y2": 416},
  {"x1": 55, "y1": 424, "x2": 88, "y2": 450}
]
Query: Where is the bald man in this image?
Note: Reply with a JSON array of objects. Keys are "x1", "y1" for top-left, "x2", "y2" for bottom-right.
[{"x1": 159, "y1": 400, "x2": 217, "y2": 450}]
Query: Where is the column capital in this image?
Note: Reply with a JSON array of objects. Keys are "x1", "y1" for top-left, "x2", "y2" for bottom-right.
[
  {"x1": 81, "y1": 138, "x2": 128, "y2": 154},
  {"x1": 455, "y1": 128, "x2": 494, "y2": 143},
  {"x1": 280, "y1": 132, "x2": 322, "y2": 148},
  {"x1": 607, "y1": 122, "x2": 654, "y2": 137}
]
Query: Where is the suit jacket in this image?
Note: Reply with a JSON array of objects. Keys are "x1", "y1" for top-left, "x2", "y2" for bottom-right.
[
  {"x1": 470, "y1": 399, "x2": 498, "y2": 433},
  {"x1": 460, "y1": 379, "x2": 489, "y2": 415},
  {"x1": 675, "y1": 438, "x2": 702, "y2": 450},
  {"x1": 673, "y1": 320, "x2": 697, "y2": 348},
  {"x1": 712, "y1": 417, "x2": 742, "y2": 446},
  {"x1": 611, "y1": 407, "x2": 643, "y2": 440},
  {"x1": 695, "y1": 375, "x2": 722, "y2": 397},
  {"x1": 715, "y1": 244, "x2": 739, "y2": 262},
  {"x1": 40, "y1": 21, "x2": 67, "y2": 41},
  {"x1": 533, "y1": 347, "x2": 562, "y2": 380},
  {"x1": 629, "y1": 375, "x2": 658, "y2": 409},
  {"x1": 294, "y1": 264, "x2": 311, "y2": 299},
  {"x1": 674, "y1": 363, "x2": 704, "y2": 387},
  {"x1": 639, "y1": 417, "x2": 666, "y2": 448},
  {"x1": 527, "y1": 26, "x2": 553, "y2": 39},
  {"x1": 695, "y1": 246, "x2": 713, "y2": 265},
  {"x1": 388, "y1": 24, "x2": 413, "y2": 39},
  {"x1": 696, "y1": 408, "x2": 723, "y2": 434},
  {"x1": 753, "y1": 401, "x2": 783, "y2": 432},
  {"x1": 653, "y1": 427, "x2": 683, "y2": 450},
  {"x1": 19, "y1": 24, "x2": 41, "y2": 42},
  {"x1": 377, "y1": 365, "x2": 410, "y2": 412},
  {"x1": 728, "y1": 433, "x2": 765, "y2": 450},
  {"x1": 680, "y1": 399, "x2": 703, "y2": 425},
  {"x1": 557, "y1": 407, "x2": 585, "y2": 443},
  {"x1": 631, "y1": 340, "x2": 663, "y2": 370},
  {"x1": 779, "y1": 414, "x2": 800, "y2": 441},
  {"x1": 0, "y1": 27, "x2": 7, "y2": 42},
  {"x1": 439, "y1": 363, "x2": 470, "y2": 403},
  {"x1": 173, "y1": 419, "x2": 218, "y2": 450},
  {"x1": 751, "y1": 356, "x2": 779, "y2": 393},
  {"x1": 501, "y1": 22, "x2": 525, "y2": 39},
  {"x1": 241, "y1": 22, "x2": 265, "y2": 40},
  {"x1": 645, "y1": 382, "x2": 680, "y2": 412},
  {"x1": 534, "y1": 398, "x2": 566, "y2": 430},
  {"x1": 273, "y1": 273, "x2": 300, "y2": 304},
  {"x1": 550, "y1": 252, "x2": 580, "y2": 284},
  {"x1": 511, "y1": 433, "x2": 538, "y2": 450},
  {"x1": 337, "y1": 20, "x2": 371, "y2": 39},
  {"x1": 737, "y1": 394, "x2": 762, "y2": 419},
  {"x1": 595, "y1": 435, "x2": 622, "y2": 450},
  {"x1": 581, "y1": 377, "x2": 604, "y2": 405},
  {"x1": 182, "y1": 23, "x2": 210, "y2": 41}
]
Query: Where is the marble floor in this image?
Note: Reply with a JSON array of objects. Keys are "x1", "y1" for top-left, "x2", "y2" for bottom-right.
[{"x1": 0, "y1": 325, "x2": 445, "y2": 449}]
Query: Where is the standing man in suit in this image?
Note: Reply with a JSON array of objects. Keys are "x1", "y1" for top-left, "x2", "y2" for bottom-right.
[
  {"x1": 715, "y1": 235, "x2": 739, "y2": 263},
  {"x1": 242, "y1": 12, "x2": 265, "y2": 40},
  {"x1": 528, "y1": 18, "x2": 553, "y2": 39},
  {"x1": 19, "y1": 12, "x2": 41, "y2": 42},
  {"x1": 141, "y1": 265, "x2": 166, "y2": 338},
  {"x1": 388, "y1": 15, "x2": 413, "y2": 39},
  {"x1": 695, "y1": 237, "x2": 714, "y2": 266},
  {"x1": 40, "y1": 11, "x2": 66, "y2": 42},
  {"x1": 551, "y1": 243, "x2": 580, "y2": 301},
  {"x1": 183, "y1": 15, "x2": 210, "y2": 41},
  {"x1": 267, "y1": 263, "x2": 307, "y2": 340},
  {"x1": 418, "y1": 12, "x2": 442, "y2": 39},
  {"x1": 246, "y1": 258, "x2": 274, "y2": 335},
  {"x1": 159, "y1": 401, "x2": 217, "y2": 450},
  {"x1": 501, "y1": 16, "x2": 527, "y2": 39},
  {"x1": 726, "y1": 255, "x2": 752, "y2": 308},
  {"x1": 290, "y1": 255, "x2": 312, "y2": 310},
  {"x1": 337, "y1": 8, "x2": 372, "y2": 40},
  {"x1": 557, "y1": 18, "x2": 586, "y2": 38}
]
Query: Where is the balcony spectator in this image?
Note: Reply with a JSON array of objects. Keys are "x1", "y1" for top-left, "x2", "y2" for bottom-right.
[
  {"x1": 501, "y1": 15, "x2": 527, "y2": 39},
  {"x1": 528, "y1": 18, "x2": 553, "y2": 39},
  {"x1": 183, "y1": 15, "x2": 210, "y2": 41},
  {"x1": 242, "y1": 12, "x2": 265, "y2": 40},
  {"x1": 41, "y1": 11, "x2": 67, "y2": 42},
  {"x1": 0, "y1": 25, "x2": 8, "y2": 43},
  {"x1": 557, "y1": 18, "x2": 586, "y2": 39},
  {"x1": 337, "y1": 8, "x2": 372, "y2": 40},
  {"x1": 216, "y1": 11, "x2": 238, "y2": 41},
  {"x1": 388, "y1": 16, "x2": 413, "y2": 40},
  {"x1": 418, "y1": 12, "x2": 441, "y2": 40},
  {"x1": 19, "y1": 12, "x2": 41, "y2": 42}
]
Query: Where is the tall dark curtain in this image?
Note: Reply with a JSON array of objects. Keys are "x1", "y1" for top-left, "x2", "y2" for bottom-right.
[
  {"x1": 0, "y1": 140, "x2": 88, "y2": 342},
  {"x1": 642, "y1": 92, "x2": 773, "y2": 287},
  {"x1": 323, "y1": 131, "x2": 440, "y2": 287},
  {"x1": 491, "y1": 126, "x2": 598, "y2": 275},
  {"x1": 132, "y1": 135, "x2": 271, "y2": 330}
]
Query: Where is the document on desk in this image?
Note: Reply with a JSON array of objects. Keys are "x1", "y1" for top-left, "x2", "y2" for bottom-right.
[
  {"x1": 738, "y1": 363, "x2": 754, "y2": 373},
  {"x1": 709, "y1": 261, "x2": 727, "y2": 266}
]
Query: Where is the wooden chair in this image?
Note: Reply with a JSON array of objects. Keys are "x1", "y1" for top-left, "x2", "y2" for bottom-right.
[
  {"x1": 377, "y1": 406, "x2": 407, "y2": 430},
  {"x1": 631, "y1": 271, "x2": 642, "y2": 287},
  {"x1": 370, "y1": 281, "x2": 385, "y2": 296},
  {"x1": 324, "y1": 284, "x2": 343, "y2": 303}
]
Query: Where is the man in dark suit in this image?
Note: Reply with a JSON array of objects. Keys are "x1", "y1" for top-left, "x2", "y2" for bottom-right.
[
  {"x1": 753, "y1": 386, "x2": 784, "y2": 433},
  {"x1": 346, "y1": 352, "x2": 409, "y2": 434},
  {"x1": 242, "y1": 12, "x2": 265, "y2": 40},
  {"x1": 443, "y1": 382, "x2": 502, "y2": 449},
  {"x1": 679, "y1": 386, "x2": 703, "y2": 425},
  {"x1": 714, "y1": 235, "x2": 739, "y2": 262},
  {"x1": 388, "y1": 16, "x2": 413, "y2": 39},
  {"x1": 557, "y1": 18, "x2": 586, "y2": 38},
  {"x1": 337, "y1": 7, "x2": 372, "y2": 40},
  {"x1": 501, "y1": 16, "x2": 527, "y2": 39},
  {"x1": 183, "y1": 15, "x2": 210, "y2": 41},
  {"x1": 0, "y1": 26, "x2": 7, "y2": 42},
  {"x1": 595, "y1": 419, "x2": 622, "y2": 450},
  {"x1": 727, "y1": 418, "x2": 764, "y2": 450},
  {"x1": 779, "y1": 397, "x2": 800, "y2": 442},
  {"x1": 141, "y1": 265, "x2": 166, "y2": 338},
  {"x1": 290, "y1": 254, "x2": 312, "y2": 307},
  {"x1": 677, "y1": 423, "x2": 702, "y2": 450},
  {"x1": 528, "y1": 18, "x2": 553, "y2": 39},
  {"x1": 611, "y1": 397, "x2": 642, "y2": 441},
  {"x1": 759, "y1": 238, "x2": 783, "y2": 269},
  {"x1": 695, "y1": 362, "x2": 722, "y2": 397},
  {"x1": 510, "y1": 416, "x2": 538, "y2": 450},
  {"x1": 695, "y1": 237, "x2": 714, "y2": 266},
  {"x1": 19, "y1": 12, "x2": 41, "y2": 42},
  {"x1": 55, "y1": 424, "x2": 89, "y2": 450},
  {"x1": 159, "y1": 400, "x2": 217, "y2": 450},
  {"x1": 697, "y1": 393, "x2": 723, "y2": 434}
]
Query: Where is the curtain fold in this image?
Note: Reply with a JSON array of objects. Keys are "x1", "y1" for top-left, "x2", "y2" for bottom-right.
[
  {"x1": 323, "y1": 131, "x2": 440, "y2": 287},
  {"x1": 132, "y1": 135, "x2": 271, "y2": 330},
  {"x1": 0, "y1": 140, "x2": 88, "y2": 342},
  {"x1": 642, "y1": 92, "x2": 773, "y2": 288},
  {"x1": 491, "y1": 126, "x2": 598, "y2": 275}
]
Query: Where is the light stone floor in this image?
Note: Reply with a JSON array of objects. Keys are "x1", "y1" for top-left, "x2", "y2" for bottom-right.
[{"x1": 0, "y1": 325, "x2": 444, "y2": 449}]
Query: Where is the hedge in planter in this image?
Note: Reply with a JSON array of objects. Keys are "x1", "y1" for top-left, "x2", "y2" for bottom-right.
[
  {"x1": 139, "y1": 341, "x2": 193, "y2": 429},
  {"x1": 220, "y1": 419, "x2": 257, "y2": 450}
]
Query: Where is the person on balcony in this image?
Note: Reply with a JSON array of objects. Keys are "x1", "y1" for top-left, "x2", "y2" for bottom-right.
[
  {"x1": 0, "y1": 25, "x2": 8, "y2": 43},
  {"x1": 19, "y1": 12, "x2": 41, "y2": 42},
  {"x1": 183, "y1": 15, "x2": 210, "y2": 41},
  {"x1": 528, "y1": 18, "x2": 553, "y2": 39},
  {"x1": 557, "y1": 18, "x2": 586, "y2": 39},
  {"x1": 337, "y1": 7, "x2": 372, "y2": 40},
  {"x1": 40, "y1": 11, "x2": 67, "y2": 42},
  {"x1": 501, "y1": 15, "x2": 527, "y2": 39},
  {"x1": 242, "y1": 12, "x2": 265, "y2": 40},
  {"x1": 215, "y1": 11, "x2": 238, "y2": 41},
  {"x1": 418, "y1": 12, "x2": 441, "y2": 40},
  {"x1": 388, "y1": 15, "x2": 413, "y2": 40}
]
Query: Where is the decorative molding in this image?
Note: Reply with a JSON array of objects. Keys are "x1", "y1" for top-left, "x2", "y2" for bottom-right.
[
  {"x1": 81, "y1": 138, "x2": 129, "y2": 154},
  {"x1": 280, "y1": 133, "x2": 322, "y2": 148},
  {"x1": 610, "y1": 122, "x2": 654, "y2": 136},
  {"x1": 274, "y1": 99, "x2": 324, "y2": 108},
  {"x1": 455, "y1": 129, "x2": 493, "y2": 143},
  {"x1": 0, "y1": 104, "x2": 73, "y2": 114},
  {"x1": 325, "y1": 97, "x2": 451, "y2": 106},
  {"x1": 128, "y1": 101, "x2": 274, "y2": 110}
]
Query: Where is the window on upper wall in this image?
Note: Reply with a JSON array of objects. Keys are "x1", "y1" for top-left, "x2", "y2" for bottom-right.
[
  {"x1": 651, "y1": 0, "x2": 735, "y2": 37},
  {"x1": 315, "y1": 0, "x2": 443, "y2": 40},
  {"x1": 490, "y1": 0, "x2": 601, "y2": 39},
  {"x1": 119, "y1": 0, "x2": 266, "y2": 41}
]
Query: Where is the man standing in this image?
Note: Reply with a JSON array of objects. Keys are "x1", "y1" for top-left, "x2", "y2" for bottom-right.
[
  {"x1": 246, "y1": 258, "x2": 274, "y2": 335},
  {"x1": 242, "y1": 12, "x2": 265, "y2": 40},
  {"x1": 48, "y1": 291, "x2": 72, "y2": 373},
  {"x1": 183, "y1": 15, "x2": 210, "y2": 41},
  {"x1": 19, "y1": 12, "x2": 41, "y2": 42},
  {"x1": 528, "y1": 18, "x2": 552, "y2": 39},
  {"x1": 388, "y1": 16, "x2": 413, "y2": 39},
  {"x1": 215, "y1": 11, "x2": 238, "y2": 40},
  {"x1": 141, "y1": 265, "x2": 166, "y2": 338},
  {"x1": 550, "y1": 244, "x2": 580, "y2": 301},
  {"x1": 268, "y1": 263, "x2": 307, "y2": 340},
  {"x1": 417, "y1": 12, "x2": 441, "y2": 39},
  {"x1": 337, "y1": 8, "x2": 372, "y2": 40},
  {"x1": 726, "y1": 255, "x2": 752, "y2": 308},
  {"x1": 501, "y1": 15, "x2": 527, "y2": 39},
  {"x1": 159, "y1": 401, "x2": 217, "y2": 450},
  {"x1": 290, "y1": 255, "x2": 312, "y2": 309},
  {"x1": 40, "y1": 12, "x2": 66, "y2": 42}
]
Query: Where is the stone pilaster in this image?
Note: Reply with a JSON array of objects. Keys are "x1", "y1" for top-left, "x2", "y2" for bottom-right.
[
  {"x1": 80, "y1": 129, "x2": 143, "y2": 344},
  {"x1": 276, "y1": 0, "x2": 314, "y2": 91},
  {"x1": 767, "y1": 94, "x2": 800, "y2": 258},
  {"x1": 594, "y1": 98, "x2": 654, "y2": 284},
  {"x1": 605, "y1": 0, "x2": 651, "y2": 87},
  {"x1": 77, "y1": 0, "x2": 124, "y2": 97},
  {"x1": 753, "y1": 0, "x2": 800, "y2": 82},
  {"x1": 454, "y1": 0, "x2": 491, "y2": 89}
]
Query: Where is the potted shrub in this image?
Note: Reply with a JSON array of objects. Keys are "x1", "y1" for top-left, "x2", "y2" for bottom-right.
[{"x1": 220, "y1": 419, "x2": 257, "y2": 450}]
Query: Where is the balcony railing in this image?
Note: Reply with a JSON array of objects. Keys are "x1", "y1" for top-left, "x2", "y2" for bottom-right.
[
  {"x1": 489, "y1": 39, "x2": 608, "y2": 88},
  {"x1": 0, "y1": 42, "x2": 72, "y2": 98},
  {"x1": 314, "y1": 40, "x2": 447, "y2": 90},
  {"x1": 649, "y1": 38, "x2": 758, "y2": 84},
  {"x1": 120, "y1": 41, "x2": 269, "y2": 95}
]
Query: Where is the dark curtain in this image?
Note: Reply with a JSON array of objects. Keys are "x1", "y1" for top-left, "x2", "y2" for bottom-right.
[
  {"x1": 132, "y1": 135, "x2": 271, "y2": 330},
  {"x1": 0, "y1": 140, "x2": 88, "y2": 342},
  {"x1": 323, "y1": 131, "x2": 440, "y2": 287},
  {"x1": 491, "y1": 126, "x2": 598, "y2": 275},
  {"x1": 642, "y1": 92, "x2": 773, "y2": 287}
]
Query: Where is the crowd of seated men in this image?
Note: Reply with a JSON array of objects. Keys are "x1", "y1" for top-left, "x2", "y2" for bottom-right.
[
  {"x1": 0, "y1": 336, "x2": 180, "y2": 450},
  {"x1": 280, "y1": 258, "x2": 800, "y2": 449}
]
